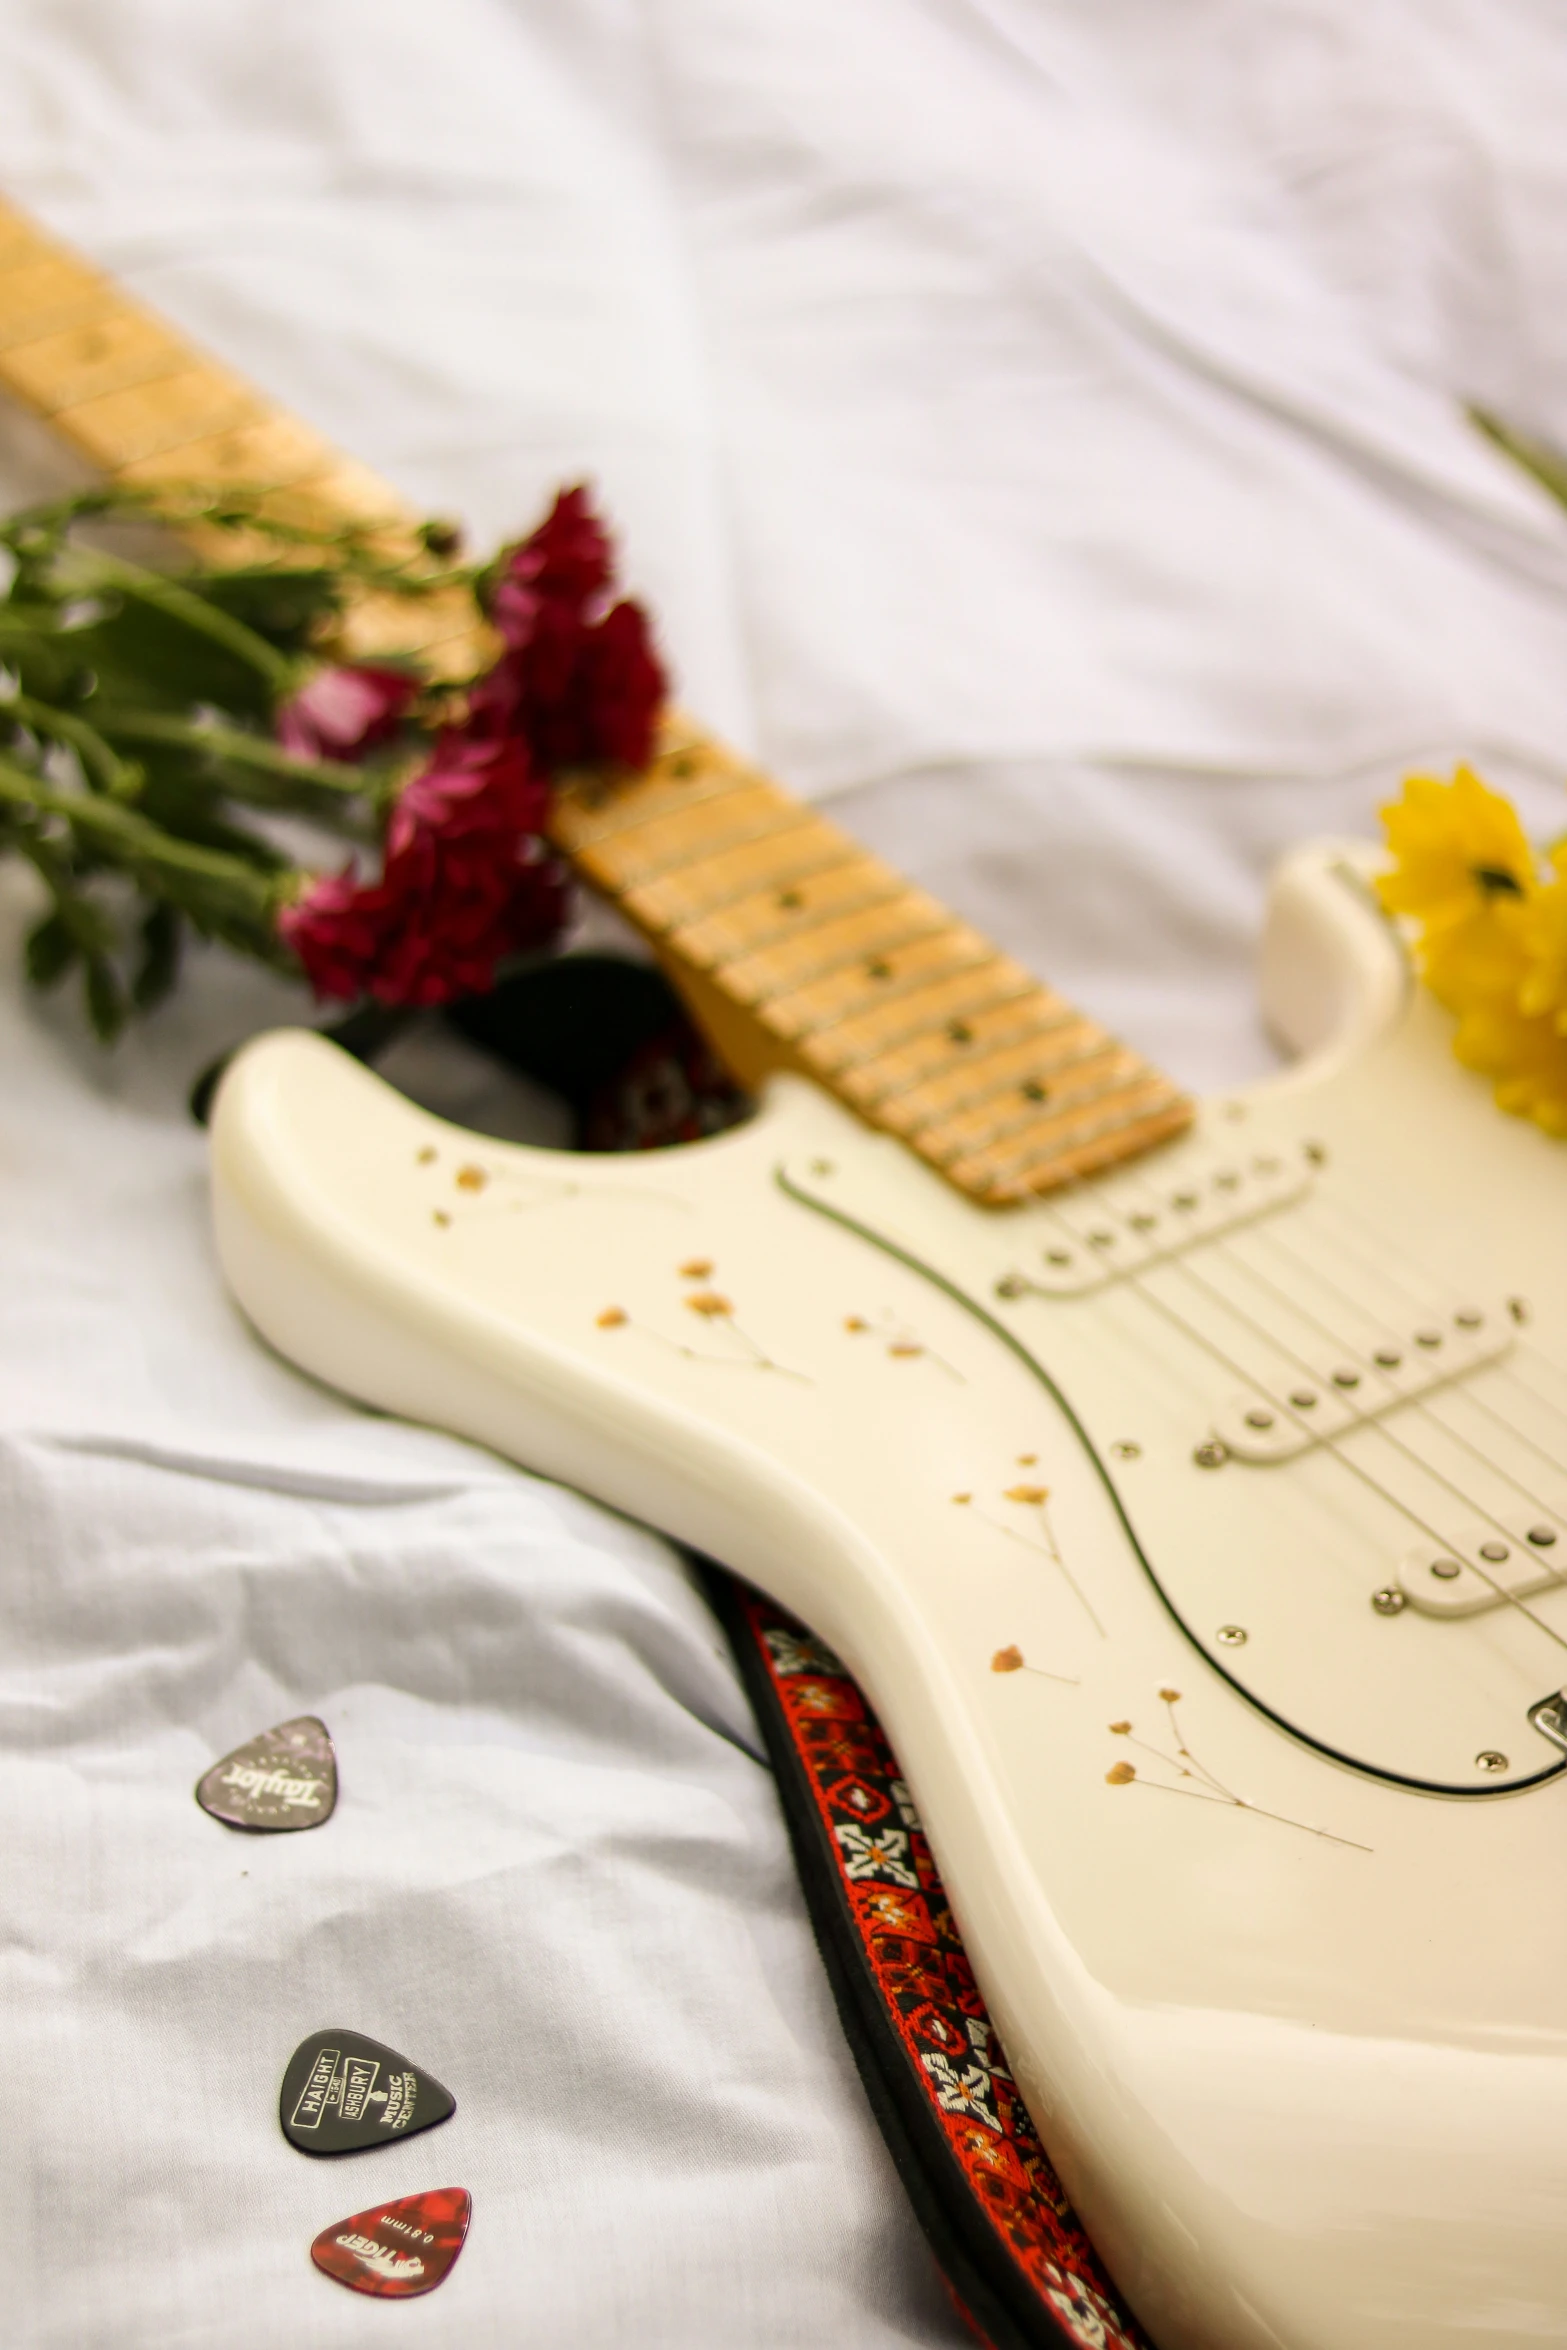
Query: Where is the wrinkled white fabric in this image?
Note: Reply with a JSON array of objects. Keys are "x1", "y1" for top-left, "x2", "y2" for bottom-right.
[{"x1": 3, "y1": 4, "x2": 1567, "y2": 2343}]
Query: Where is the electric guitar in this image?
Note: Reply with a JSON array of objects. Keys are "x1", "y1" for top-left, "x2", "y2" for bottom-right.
[{"x1": 4, "y1": 197, "x2": 1567, "y2": 2350}]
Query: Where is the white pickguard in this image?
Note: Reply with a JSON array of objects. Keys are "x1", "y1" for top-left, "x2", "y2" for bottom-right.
[{"x1": 209, "y1": 841, "x2": 1567, "y2": 2350}]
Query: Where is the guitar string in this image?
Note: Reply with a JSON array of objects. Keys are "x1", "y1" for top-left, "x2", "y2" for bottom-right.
[
  {"x1": 1157, "y1": 1249, "x2": 1530, "y2": 1559},
  {"x1": 1237, "y1": 1220, "x2": 1567, "y2": 1538},
  {"x1": 1097, "y1": 1154, "x2": 1567, "y2": 1516},
  {"x1": 1124, "y1": 1261, "x2": 1567, "y2": 1658},
  {"x1": 1302, "y1": 1188, "x2": 1567, "y2": 1449},
  {"x1": 1024, "y1": 1177, "x2": 1567, "y2": 1659},
  {"x1": 1029, "y1": 1173, "x2": 1496, "y2": 1559},
  {"x1": 1307, "y1": 1184, "x2": 1567, "y2": 1412},
  {"x1": 1132, "y1": 1186, "x2": 1566, "y2": 1575}
]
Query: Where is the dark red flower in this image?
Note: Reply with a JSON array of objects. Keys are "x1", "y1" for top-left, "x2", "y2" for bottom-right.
[
  {"x1": 503, "y1": 485, "x2": 612, "y2": 613},
  {"x1": 279, "y1": 728, "x2": 565, "y2": 1006},
  {"x1": 486, "y1": 489, "x2": 666, "y2": 776},
  {"x1": 276, "y1": 664, "x2": 417, "y2": 762},
  {"x1": 279, "y1": 486, "x2": 663, "y2": 1005},
  {"x1": 577, "y1": 599, "x2": 665, "y2": 769}
]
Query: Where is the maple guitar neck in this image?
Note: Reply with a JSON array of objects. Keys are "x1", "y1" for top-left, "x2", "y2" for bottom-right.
[{"x1": 0, "y1": 192, "x2": 1190, "y2": 1201}]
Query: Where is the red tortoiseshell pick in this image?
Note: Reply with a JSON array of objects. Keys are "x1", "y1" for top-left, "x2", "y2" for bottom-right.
[
  {"x1": 195, "y1": 1715, "x2": 336, "y2": 1831},
  {"x1": 310, "y1": 2187, "x2": 471, "y2": 2299}
]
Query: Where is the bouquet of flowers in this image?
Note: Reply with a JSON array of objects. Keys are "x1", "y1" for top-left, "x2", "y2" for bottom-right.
[{"x1": 0, "y1": 481, "x2": 663, "y2": 1040}]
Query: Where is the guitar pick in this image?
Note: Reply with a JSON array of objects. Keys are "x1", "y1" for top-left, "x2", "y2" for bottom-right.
[
  {"x1": 310, "y1": 2187, "x2": 471, "y2": 2299},
  {"x1": 195, "y1": 1715, "x2": 336, "y2": 1832},
  {"x1": 280, "y1": 2029, "x2": 456, "y2": 2156}
]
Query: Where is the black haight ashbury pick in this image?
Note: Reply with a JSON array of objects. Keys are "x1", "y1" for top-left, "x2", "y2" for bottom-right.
[{"x1": 280, "y1": 2030, "x2": 456, "y2": 2156}]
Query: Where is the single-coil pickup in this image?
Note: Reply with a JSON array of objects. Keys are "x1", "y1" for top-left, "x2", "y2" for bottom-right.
[
  {"x1": 1398, "y1": 1523, "x2": 1566, "y2": 1618},
  {"x1": 1019, "y1": 1148, "x2": 1310, "y2": 1298},
  {"x1": 1210, "y1": 1307, "x2": 1510, "y2": 1463}
]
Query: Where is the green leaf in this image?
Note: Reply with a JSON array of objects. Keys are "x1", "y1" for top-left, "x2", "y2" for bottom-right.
[
  {"x1": 1470, "y1": 407, "x2": 1567, "y2": 513},
  {"x1": 196, "y1": 565, "x2": 343, "y2": 654},
  {"x1": 24, "y1": 908, "x2": 78, "y2": 990},
  {"x1": 83, "y1": 956, "x2": 127, "y2": 1044},
  {"x1": 60, "y1": 596, "x2": 277, "y2": 723},
  {"x1": 133, "y1": 901, "x2": 183, "y2": 1011}
]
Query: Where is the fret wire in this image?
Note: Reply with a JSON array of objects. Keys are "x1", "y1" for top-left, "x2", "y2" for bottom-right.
[
  {"x1": 838, "y1": 996, "x2": 1077, "y2": 1110},
  {"x1": 573, "y1": 786, "x2": 801, "y2": 893},
  {"x1": 947, "y1": 1083, "x2": 1186, "y2": 1190},
  {"x1": 715, "y1": 891, "x2": 950, "y2": 1006},
  {"x1": 914, "y1": 1046, "x2": 1135, "y2": 1162},
  {"x1": 761, "y1": 927, "x2": 1000, "y2": 1044},
  {"x1": 666, "y1": 849, "x2": 900, "y2": 964},
  {"x1": 549, "y1": 756, "x2": 753, "y2": 853},
  {"x1": 878, "y1": 1015, "x2": 1102, "y2": 1134}
]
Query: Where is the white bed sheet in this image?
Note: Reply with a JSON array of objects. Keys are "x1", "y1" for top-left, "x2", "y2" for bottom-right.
[{"x1": 4, "y1": 5, "x2": 1567, "y2": 2343}]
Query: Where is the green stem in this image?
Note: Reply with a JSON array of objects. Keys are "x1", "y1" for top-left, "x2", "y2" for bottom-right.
[
  {"x1": 105, "y1": 708, "x2": 367, "y2": 796},
  {"x1": 66, "y1": 548, "x2": 297, "y2": 695},
  {"x1": 0, "y1": 755, "x2": 286, "y2": 943},
  {"x1": 3, "y1": 692, "x2": 141, "y2": 798}
]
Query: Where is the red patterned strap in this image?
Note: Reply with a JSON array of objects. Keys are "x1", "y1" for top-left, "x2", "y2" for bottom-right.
[{"x1": 700, "y1": 1567, "x2": 1152, "y2": 2350}]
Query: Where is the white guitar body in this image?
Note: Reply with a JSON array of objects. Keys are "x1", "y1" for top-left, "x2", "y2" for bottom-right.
[{"x1": 210, "y1": 840, "x2": 1567, "y2": 2350}]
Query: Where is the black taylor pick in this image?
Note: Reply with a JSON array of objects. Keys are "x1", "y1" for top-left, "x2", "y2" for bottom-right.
[
  {"x1": 195, "y1": 1715, "x2": 337, "y2": 1832},
  {"x1": 280, "y1": 2029, "x2": 457, "y2": 2157}
]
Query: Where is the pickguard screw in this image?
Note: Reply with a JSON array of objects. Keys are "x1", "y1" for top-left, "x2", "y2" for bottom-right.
[
  {"x1": 1193, "y1": 1440, "x2": 1229, "y2": 1469},
  {"x1": 1216, "y1": 1623, "x2": 1248, "y2": 1647},
  {"x1": 1476, "y1": 1751, "x2": 1509, "y2": 1775},
  {"x1": 1371, "y1": 1587, "x2": 1406, "y2": 1615},
  {"x1": 1110, "y1": 1440, "x2": 1141, "y2": 1461}
]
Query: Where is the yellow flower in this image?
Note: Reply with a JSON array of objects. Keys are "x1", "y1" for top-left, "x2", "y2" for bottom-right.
[
  {"x1": 1378, "y1": 766, "x2": 1539, "y2": 1012},
  {"x1": 1376, "y1": 766, "x2": 1567, "y2": 1134},
  {"x1": 1516, "y1": 843, "x2": 1567, "y2": 1032},
  {"x1": 1451, "y1": 998, "x2": 1567, "y2": 1137}
]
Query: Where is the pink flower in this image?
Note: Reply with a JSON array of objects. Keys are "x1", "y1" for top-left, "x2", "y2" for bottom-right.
[{"x1": 276, "y1": 665, "x2": 417, "y2": 763}]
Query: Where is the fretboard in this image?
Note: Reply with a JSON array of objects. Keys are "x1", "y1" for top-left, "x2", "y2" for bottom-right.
[{"x1": 0, "y1": 192, "x2": 1191, "y2": 1203}]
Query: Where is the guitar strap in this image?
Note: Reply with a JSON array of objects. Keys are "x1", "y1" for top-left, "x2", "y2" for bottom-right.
[{"x1": 701, "y1": 1566, "x2": 1151, "y2": 2350}]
